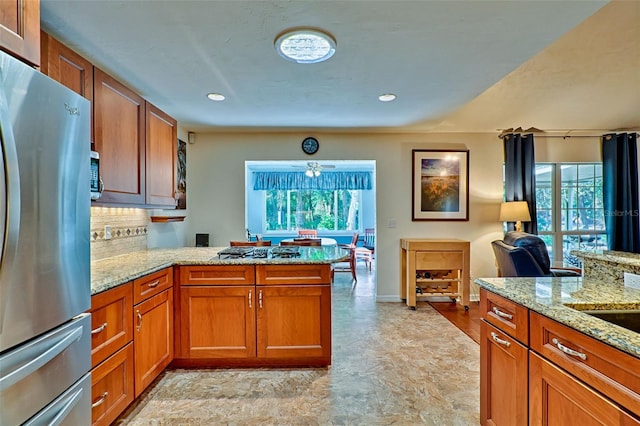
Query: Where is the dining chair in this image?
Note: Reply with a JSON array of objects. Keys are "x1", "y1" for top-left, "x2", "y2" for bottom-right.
[
  {"x1": 333, "y1": 232, "x2": 359, "y2": 282},
  {"x1": 362, "y1": 228, "x2": 375, "y2": 255},
  {"x1": 354, "y1": 246, "x2": 373, "y2": 271},
  {"x1": 297, "y1": 229, "x2": 318, "y2": 238},
  {"x1": 281, "y1": 239, "x2": 321, "y2": 246},
  {"x1": 229, "y1": 240, "x2": 272, "y2": 246}
]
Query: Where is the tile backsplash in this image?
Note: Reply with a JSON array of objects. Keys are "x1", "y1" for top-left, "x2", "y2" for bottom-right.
[{"x1": 91, "y1": 207, "x2": 148, "y2": 261}]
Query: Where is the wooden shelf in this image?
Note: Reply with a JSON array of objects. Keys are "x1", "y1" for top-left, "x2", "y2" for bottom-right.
[{"x1": 150, "y1": 216, "x2": 186, "y2": 223}]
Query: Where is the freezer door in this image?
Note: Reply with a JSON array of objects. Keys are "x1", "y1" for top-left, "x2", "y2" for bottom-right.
[
  {"x1": 0, "y1": 50, "x2": 91, "y2": 353},
  {"x1": 23, "y1": 373, "x2": 91, "y2": 426},
  {"x1": 0, "y1": 314, "x2": 91, "y2": 425}
]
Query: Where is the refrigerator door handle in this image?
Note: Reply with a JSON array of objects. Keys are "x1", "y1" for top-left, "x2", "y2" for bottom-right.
[
  {"x1": 0, "y1": 73, "x2": 22, "y2": 332},
  {"x1": 0, "y1": 325, "x2": 83, "y2": 392}
]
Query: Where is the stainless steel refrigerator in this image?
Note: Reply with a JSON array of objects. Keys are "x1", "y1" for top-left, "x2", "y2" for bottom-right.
[{"x1": 0, "y1": 50, "x2": 92, "y2": 424}]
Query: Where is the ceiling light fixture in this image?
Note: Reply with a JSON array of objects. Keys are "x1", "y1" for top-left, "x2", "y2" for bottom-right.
[
  {"x1": 275, "y1": 28, "x2": 336, "y2": 64},
  {"x1": 305, "y1": 161, "x2": 322, "y2": 177},
  {"x1": 378, "y1": 94, "x2": 397, "y2": 102},
  {"x1": 207, "y1": 93, "x2": 225, "y2": 101}
]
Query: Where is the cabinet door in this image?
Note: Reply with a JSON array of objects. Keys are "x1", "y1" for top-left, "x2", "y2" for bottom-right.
[
  {"x1": 257, "y1": 285, "x2": 331, "y2": 361},
  {"x1": 90, "y1": 283, "x2": 133, "y2": 367},
  {"x1": 480, "y1": 320, "x2": 528, "y2": 426},
  {"x1": 529, "y1": 352, "x2": 639, "y2": 426},
  {"x1": 94, "y1": 67, "x2": 146, "y2": 205},
  {"x1": 134, "y1": 288, "x2": 173, "y2": 397},
  {"x1": 40, "y1": 31, "x2": 94, "y2": 145},
  {"x1": 0, "y1": 0, "x2": 39, "y2": 66},
  {"x1": 90, "y1": 342, "x2": 134, "y2": 426},
  {"x1": 145, "y1": 102, "x2": 177, "y2": 207},
  {"x1": 179, "y1": 286, "x2": 255, "y2": 359}
]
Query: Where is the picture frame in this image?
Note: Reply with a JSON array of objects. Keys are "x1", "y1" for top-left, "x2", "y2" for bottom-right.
[
  {"x1": 176, "y1": 138, "x2": 187, "y2": 209},
  {"x1": 412, "y1": 149, "x2": 469, "y2": 221}
]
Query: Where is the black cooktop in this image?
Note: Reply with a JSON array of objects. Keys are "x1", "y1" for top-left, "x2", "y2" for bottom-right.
[{"x1": 217, "y1": 246, "x2": 301, "y2": 259}]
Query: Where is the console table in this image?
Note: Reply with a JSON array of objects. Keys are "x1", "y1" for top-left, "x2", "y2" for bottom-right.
[{"x1": 400, "y1": 238, "x2": 470, "y2": 310}]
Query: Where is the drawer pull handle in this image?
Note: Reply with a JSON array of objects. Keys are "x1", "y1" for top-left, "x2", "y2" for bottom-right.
[
  {"x1": 490, "y1": 332, "x2": 511, "y2": 347},
  {"x1": 147, "y1": 279, "x2": 160, "y2": 288},
  {"x1": 259, "y1": 290, "x2": 263, "y2": 309},
  {"x1": 136, "y1": 310, "x2": 142, "y2": 332},
  {"x1": 552, "y1": 338, "x2": 587, "y2": 360},
  {"x1": 248, "y1": 290, "x2": 252, "y2": 309},
  {"x1": 92, "y1": 392, "x2": 108, "y2": 408},
  {"x1": 91, "y1": 323, "x2": 107, "y2": 335},
  {"x1": 492, "y1": 307, "x2": 513, "y2": 320}
]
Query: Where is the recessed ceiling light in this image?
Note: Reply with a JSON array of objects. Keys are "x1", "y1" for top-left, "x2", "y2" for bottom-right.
[
  {"x1": 275, "y1": 28, "x2": 336, "y2": 64},
  {"x1": 207, "y1": 93, "x2": 225, "y2": 101},
  {"x1": 378, "y1": 94, "x2": 397, "y2": 102}
]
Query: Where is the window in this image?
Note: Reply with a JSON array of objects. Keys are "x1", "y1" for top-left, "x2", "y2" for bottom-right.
[
  {"x1": 264, "y1": 189, "x2": 360, "y2": 232},
  {"x1": 535, "y1": 163, "x2": 606, "y2": 267}
]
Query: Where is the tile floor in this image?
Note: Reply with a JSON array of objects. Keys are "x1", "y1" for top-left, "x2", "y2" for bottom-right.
[{"x1": 116, "y1": 263, "x2": 480, "y2": 425}]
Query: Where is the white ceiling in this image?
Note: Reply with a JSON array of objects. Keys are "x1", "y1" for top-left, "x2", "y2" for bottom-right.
[{"x1": 40, "y1": 0, "x2": 639, "y2": 134}]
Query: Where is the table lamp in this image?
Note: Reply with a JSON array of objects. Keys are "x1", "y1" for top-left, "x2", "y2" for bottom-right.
[{"x1": 500, "y1": 201, "x2": 531, "y2": 232}]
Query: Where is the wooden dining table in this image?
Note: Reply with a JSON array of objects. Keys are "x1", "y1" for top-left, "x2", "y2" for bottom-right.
[{"x1": 280, "y1": 237, "x2": 337, "y2": 246}]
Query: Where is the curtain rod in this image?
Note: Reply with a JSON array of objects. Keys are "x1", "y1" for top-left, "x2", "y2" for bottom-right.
[{"x1": 497, "y1": 130, "x2": 639, "y2": 139}]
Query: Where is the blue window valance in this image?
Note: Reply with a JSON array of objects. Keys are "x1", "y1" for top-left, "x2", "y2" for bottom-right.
[{"x1": 253, "y1": 171, "x2": 373, "y2": 191}]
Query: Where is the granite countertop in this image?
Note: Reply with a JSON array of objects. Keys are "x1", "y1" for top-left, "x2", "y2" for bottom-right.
[
  {"x1": 571, "y1": 250, "x2": 640, "y2": 268},
  {"x1": 92, "y1": 246, "x2": 349, "y2": 295},
  {"x1": 475, "y1": 277, "x2": 640, "y2": 359}
]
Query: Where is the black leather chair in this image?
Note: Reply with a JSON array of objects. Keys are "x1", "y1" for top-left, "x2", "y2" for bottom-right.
[{"x1": 491, "y1": 231, "x2": 581, "y2": 277}]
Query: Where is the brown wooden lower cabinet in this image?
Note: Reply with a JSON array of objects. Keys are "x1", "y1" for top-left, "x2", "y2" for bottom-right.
[
  {"x1": 134, "y1": 287, "x2": 174, "y2": 397},
  {"x1": 175, "y1": 264, "x2": 332, "y2": 367},
  {"x1": 480, "y1": 289, "x2": 640, "y2": 426},
  {"x1": 90, "y1": 283, "x2": 133, "y2": 367},
  {"x1": 91, "y1": 342, "x2": 134, "y2": 426},
  {"x1": 179, "y1": 285, "x2": 256, "y2": 358},
  {"x1": 480, "y1": 320, "x2": 528, "y2": 426},
  {"x1": 257, "y1": 285, "x2": 331, "y2": 360},
  {"x1": 529, "y1": 352, "x2": 639, "y2": 425}
]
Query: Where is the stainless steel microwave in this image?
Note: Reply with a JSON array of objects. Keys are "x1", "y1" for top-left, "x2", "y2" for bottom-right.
[{"x1": 90, "y1": 151, "x2": 102, "y2": 200}]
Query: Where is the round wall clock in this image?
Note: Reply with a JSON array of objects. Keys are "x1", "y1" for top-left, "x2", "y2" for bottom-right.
[{"x1": 301, "y1": 137, "x2": 319, "y2": 155}]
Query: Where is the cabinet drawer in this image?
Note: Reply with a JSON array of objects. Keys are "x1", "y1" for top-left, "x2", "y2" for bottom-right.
[
  {"x1": 90, "y1": 283, "x2": 133, "y2": 367},
  {"x1": 256, "y1": 264, "x2": 332, "y2": 285},
  {"x1": 480, "y1": 289, "x2": 529, "y2": 345},
  {"x1": 91, "y1": 342, "x2": 134, "y2": 426},
  {"x1": 415, "y1": 251, "x2": 463, "y2": 269},
  {"x1": 180, "y1": 265, "x2": 255, "y2": 285},
  {"x1": 133, "y1": 267, "x2": 173, "y2": 305},
  {"x1": 530, "y1": 311, "x2": 640, "y2": 418}
]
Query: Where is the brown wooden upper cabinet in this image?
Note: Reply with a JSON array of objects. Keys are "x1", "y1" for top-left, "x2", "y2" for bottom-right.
[
  {"x1": 94, "y1": 67, "x2": 146, "y2": 205},
  {"x1": 145, "y1": 102, "x2": 177, "y2": 207},
  {"x1": 41, "y1": 31, "x2": 94, "y2": 146},
  {"x1": 0, "y1": 0, "x2": 40, "y2": 66},
  {"x1": 40, "y1": 33, "x2": 178, "y2": 208}
]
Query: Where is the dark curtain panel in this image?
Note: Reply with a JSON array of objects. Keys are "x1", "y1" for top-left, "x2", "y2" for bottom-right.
[
  {"x1": 602, "y1": 132, "x2": 640, "y2": 253},
  {"x1": 503, "y1": 133, "x2": 538, "y2": 234}
]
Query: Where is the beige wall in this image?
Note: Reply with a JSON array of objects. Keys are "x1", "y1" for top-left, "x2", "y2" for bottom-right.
[
  {"x1": 183, "y1": 131, "x2": 554, "y2": 301},
  {"x1": 97, "y1": 130, "x2": 602, "y2": 300}
]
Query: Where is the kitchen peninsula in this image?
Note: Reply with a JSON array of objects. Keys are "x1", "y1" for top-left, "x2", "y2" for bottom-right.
[
  {"x1": 476, "y1": 275, "x2": 640, "y2": 425},
  {"x1": 89, "y1": 246, "x2": 347, "y2": 425}
]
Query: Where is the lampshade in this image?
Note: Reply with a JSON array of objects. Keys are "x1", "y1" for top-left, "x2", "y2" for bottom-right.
[
  {"x1": 499, "y1": 201, "x2": 531, "y2": 222},
  {"x1": 500, "y1": 201, "x2": 531, "y2": 232}
]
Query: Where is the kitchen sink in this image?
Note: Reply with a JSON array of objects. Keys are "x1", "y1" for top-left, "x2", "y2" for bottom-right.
[{"x1": 577, "y1": 309, "x2": 640, "y2": 333}]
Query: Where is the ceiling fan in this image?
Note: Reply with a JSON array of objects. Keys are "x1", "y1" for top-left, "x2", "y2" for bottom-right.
[{"x1": 292, "y1": 161, "x2": 336, "y2": 177}]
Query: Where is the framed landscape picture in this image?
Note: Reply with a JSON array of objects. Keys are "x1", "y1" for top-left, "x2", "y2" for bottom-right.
[{"x1": 412, "y1": 149, "x2": 469, "y2": 221}]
